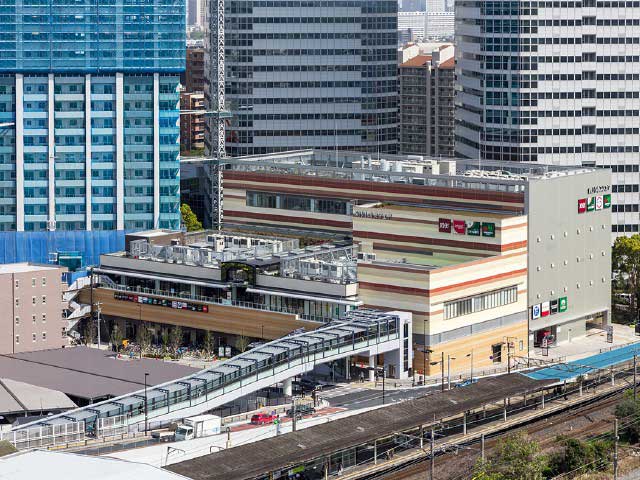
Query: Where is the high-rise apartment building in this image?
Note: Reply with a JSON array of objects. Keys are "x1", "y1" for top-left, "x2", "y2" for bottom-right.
[
  {"x1": 223, "y1": 0, "x2": 399, "y2": 156},
  {"x1": 185, "y1": 44, "x2": 206, "y2": 93},
  {"x1": 455, "y1": 0, "x2": 638, "y2": 235},
  {"x1": 399, "y1": 44, "x2": 455, "y2": 157},
  {"x1": 0, "y1": 1, "x2": 185, "y2": 233}
]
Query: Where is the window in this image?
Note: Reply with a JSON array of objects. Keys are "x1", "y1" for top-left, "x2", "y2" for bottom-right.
[
  {"x1": 42, "y1": 313, "x2": 46, "y2": 323},
  {"x1": 32, "y1": 296, "x2": 36, "y2": 305},
  {"x1": 15, "y1": 298, "x2": 19, "y2": 307},
  {"x1": 42, "y1": 332, "x2": 47, "y2": 341},
  {"x1": 42, "y1": 295, "x2": 46, "y2": 304},
  {"x1": 42, "y1": 277, "x2": 46, "y2": 286},
  {"x1": 14, "y1": 279, "x2": 19, "y2": 288},
  {"x1": 15, "y1": 335, "x2": 19, "y2": 344},
  {"x1": 32, "y1": 333, "x2": 36, "y2": 342},
  {"x1": 31, "y1": 278, "x2": 36, "y2": 287},
  {"x1": 444, "y1": 286, "x2": 518, "y2": 320},
  {"x1": 14, "y1": 316, "x2": 19, "y2": 325},
  {"x1": 61, "y1": 327, "x2": 66, "y2": 338},
  {"x1": 32, "y1": 314, "x2": 36, "y2": 324}
]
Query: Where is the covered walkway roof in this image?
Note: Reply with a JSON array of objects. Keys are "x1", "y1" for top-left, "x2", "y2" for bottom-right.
[{"x1": 166, "y1": 374, "x2": 554, "y2": 480}]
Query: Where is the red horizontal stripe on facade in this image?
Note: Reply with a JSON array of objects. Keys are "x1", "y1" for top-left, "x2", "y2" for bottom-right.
[
  {"x1": 354, "y1": 231, "x2": 527, "y2": 253},
  {"x1": 224, "y1": 171, "x2": 525, "y2": 204},
  {"x1": 224, "y1": 210, "x2": 352, "y2": 229}
]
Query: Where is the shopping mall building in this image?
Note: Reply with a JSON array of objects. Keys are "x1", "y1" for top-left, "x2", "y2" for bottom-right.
[{"x1": 215, "y1": 150, "x2": 612, "y2": 374}]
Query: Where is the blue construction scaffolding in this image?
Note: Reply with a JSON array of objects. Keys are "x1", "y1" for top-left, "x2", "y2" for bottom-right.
[{"x1": 0, "y1": 230, "x2": 128, "y2": 268}]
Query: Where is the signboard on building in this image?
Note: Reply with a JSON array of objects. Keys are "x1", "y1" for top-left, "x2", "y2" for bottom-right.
[
  {"x1": 587, "y1": 197, "x2": 596, "y2": 212},
  {"x1": 579, "y1": 194, "x2": 611, "y2": 214},
  {"x1": 481, "y1": 222, "x2": 496, "y2": 238},
  {"x1": 453, "y1": 220, "x2": 466, "y2": 234},
  {"x1": 532, "y1": 304, "x2": 541, "y2": 319},
  {"x1": 595, "y1": 195, "x2": 603, "y2": 210},
  {"x1": 465, "y1": 222, "x2": 479, "y2": 236},
  {"x1": 578, "y1": 198, "x2": 587, "y2": 213},
  {"x1": 438, "y1": 218, "x2": 452, "y2": 233},
  {"x1": 550, "y1": 299, "x2": 558, "y2": 314},
  {"x1": 541, "y1": 301, "x2": 550, "y2": 317},
  {"x1": 604, "y1": 194, "x2": 611, "y2": 208},
  {"x1": 559, "y1": 296, "x2": 568, "y2": 312}
]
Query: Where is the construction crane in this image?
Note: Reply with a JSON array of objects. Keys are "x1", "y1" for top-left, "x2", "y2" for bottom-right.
[{"x1": 202, "y1": 0, "x2": 231, "y2": 230}]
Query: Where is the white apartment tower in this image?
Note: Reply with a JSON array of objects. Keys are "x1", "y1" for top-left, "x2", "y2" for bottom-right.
[{"x1": 455, "y1": 0, "x2": 640, "y2": 235}]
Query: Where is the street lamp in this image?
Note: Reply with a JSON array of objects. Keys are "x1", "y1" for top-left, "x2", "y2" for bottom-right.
[
  {"x1": 430, "y1": 351, "x2": 445, "y2": 392},
  {"x1": 466, "y1": 350, "x2": 474, "y2": 383},
  {"x1": 447, "y1": 355, "x2": 456, "y2": 390},
  {"x1": 144, "y1": 372, "x2": 149, "y2": 435}
]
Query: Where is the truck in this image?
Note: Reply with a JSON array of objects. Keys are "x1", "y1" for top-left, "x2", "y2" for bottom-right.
[{"x1": 174, "y1": 414, "x2": 222, "y2": 441}]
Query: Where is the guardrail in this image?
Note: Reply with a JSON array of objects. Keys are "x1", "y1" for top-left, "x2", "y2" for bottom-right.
[{"x1": 12, "y1": 310, "x2": 404, "y2": 447}]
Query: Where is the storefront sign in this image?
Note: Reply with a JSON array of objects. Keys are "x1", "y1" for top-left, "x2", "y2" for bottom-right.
[
  {"x1": 558, "y1": 296, "x2": 568, "y2": 312},
  {"x1": 113, "y1": 292, "x2": 209, "y2": 313},
  {"x1": 481, "y1": 222, "x2": 496, "y2": 238},
  {"x1": 353, "y1": 210, "x2": 393, "y2": 220},
  {"x1": 467, "y1": 221, "x2": 481, "y2": 236},
  {"x1": 453, "y1": 220, "x2": 467, "y2": 234},
  {"x1": 438, "y1": 218, "x2": 452, "y2": 233},
  {"x1": 587, "y1": 185, "x2": 610, "y2": 195},
  {"x1": 532, "y1": 296, "x2": 567, "y2": 319},
  {"x1": 579, "y1": 194, "x2": 611, "y2": 214}
]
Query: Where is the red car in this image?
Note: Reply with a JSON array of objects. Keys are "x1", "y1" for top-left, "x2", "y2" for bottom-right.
[{"x1": 250, "y1": 413, "x2": 276, "y2": 425}]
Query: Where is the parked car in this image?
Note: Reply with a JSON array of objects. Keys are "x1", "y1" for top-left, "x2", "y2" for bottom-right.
[
  {"x1": 286, "y1": 403, "x2": 315, "y2": 418},
  {"x1": 250, "y1": 413, "x2": 277, "y2": 425}
]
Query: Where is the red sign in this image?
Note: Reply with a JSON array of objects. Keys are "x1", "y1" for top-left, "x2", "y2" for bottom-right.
[
  {"x1": 438, "y1": 218, "x2": 452, "y2": 233},
  {"x1": 453, "y1": 220, "x2": 466, "y2": 234},
  {"x1": 577, "y1": 198, "x2": 587, "y2": 213}
]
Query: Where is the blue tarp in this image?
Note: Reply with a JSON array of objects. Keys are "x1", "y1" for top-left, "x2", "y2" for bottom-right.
[
  {"x1": 0, "y1": 230, "x2": 128, "y2": 267},
  {"x1": 524, "y1": 341, "x2": 640, "y2": 381}
]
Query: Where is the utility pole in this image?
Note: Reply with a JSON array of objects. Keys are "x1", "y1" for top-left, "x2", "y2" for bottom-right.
[
  {"x1": 430, "y1": 425, "x2": 435, "y2": 480},
  {"x1": 440, "y1": 351, "x2": 445, "y2": 392},
  {"x1": 94, "y1": 302, "x2": 103, "y2": 349},
  {"x1": 634, "y1": 353, "x2": 637, "y2": 401},
  {"x1": 292, "y1": 397, "x2": 297, "y2": 432},
  {"x1": 144, "y1": 372, "x2": 149, "y2": 435},
  {"x1": 381, "y1": 367, "x2": 386, "y2": 405},
  {"x1": 614, "y1": 418, "x2": 619, "y2": 479}
]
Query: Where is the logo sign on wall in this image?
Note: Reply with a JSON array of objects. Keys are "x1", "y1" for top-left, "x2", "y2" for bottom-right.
[
  {"x1": 481, "y1": 223, "x2": 496, "y2": 238},
  {"x1": 531, "y1": 296, "x2": 567, "y2": 319},
  {"x1": 532, "y1": 304, "x2": 541, "y2": 319},
  {"x1": 579, "y1": 194, "x2": 611, "y2": 214},
  {"x1": 467, "y1": 221, "x2": 481, "y2": 236},
  {"x1": 453, "y1": 220, "x2": 467, "y2": 234},
  {"x1": 439, "y1": 218, "x2": 452, "y2": 233}
]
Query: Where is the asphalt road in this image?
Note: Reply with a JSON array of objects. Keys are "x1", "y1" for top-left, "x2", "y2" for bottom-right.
[{"x1": 323, "y1": 385, "x2": 436, "y2": 410}]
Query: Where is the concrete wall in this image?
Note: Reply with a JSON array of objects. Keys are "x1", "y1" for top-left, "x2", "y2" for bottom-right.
[
  {"x1": 100, "y1": 254, "x2": 223, "y2": 282},
  {"x1": 256, "y1": 274, "x2": 358, "y2": 298},
  {"x1": 526, "y1": 170, "x2": 612, "y2": 334}
]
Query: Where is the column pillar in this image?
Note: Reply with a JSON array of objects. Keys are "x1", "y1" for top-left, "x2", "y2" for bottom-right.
[
  {"x1": 15, "y1": 74, "x2": 24, "y2": 231},
  {"x1": 345, "y1": 355, "x2": 351, "y2": 381},
  {"x1": 115, "y1": 73, "x2": 124, "y2": 230},
  {"x1": 47, "y1": 73, "x2": 55, "y2": 230},
  {"x1": 369, "y1": 355, "x2": 375, "y2": 382},
  {"x1": 85, "y1": 74, "x2": 92, "y2": 230},
  {"x1": 152, "y1": 73, "x2": 160, "y2": 228},
  {"x1": 283, "y1": 378, "x2": 293, "y2": 397}
]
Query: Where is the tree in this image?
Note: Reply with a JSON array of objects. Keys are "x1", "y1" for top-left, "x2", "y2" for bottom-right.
[
  {"x1": 136, "y1": 324, "x2": 152, "y2": 355},
  {"x1": 204, "y1": 330, "x2": 216, "y2": 356},
  {"x1": 169, "y1": 325, "x2": 183, "y2": 354},
  {"x1": 616, "y1": 389, "x2": 640, "y2": 442},
  {"x1": 612, "y1": 235, "x2": 640, "y2": 320},
  {"x1": 83, "y1": 319, "x2": 97, "y2": 346},
  {"x1": 110, "y1": 323, "x2": 124, "y2": 352},
  {"x1": 473, "y1": 432, "x2": 546, "y2": 480},
  {"x1": 235, "y1": 333, "x2": 250, "y2": 354},
  {"x1": 161, "y1": 328, "x2": 170, "y2": 353},
  {"x1": 180, "y1": 204, "x2": 203, "y2": 232},
  {"x1": 547, "y1": 437, "x2": 612, "y2": 477}
]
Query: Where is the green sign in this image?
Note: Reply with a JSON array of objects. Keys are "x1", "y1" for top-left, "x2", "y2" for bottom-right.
[
  {"x1": 558, "y1": 296, "x2": 568, "y2": 312},
  {"x1": 587, "y1": 197, "x2": 596, "y2": 212},
  {"x1": 603, "y1": 194, "x2": 611, "y2": 209},
  {"x1": 467, "y1": 222, "x2": 481, "y2": 236},
  {"x1": 481, "y1": 222, "x2": 496, "y2": 238}
]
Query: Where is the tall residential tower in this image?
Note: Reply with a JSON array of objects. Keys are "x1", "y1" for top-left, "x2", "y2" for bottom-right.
[
  {"x1": 0, "y1": 1, "x2": 185, "y2": 233},
  {"x1": 455, "y1": 0, "x2": 639, "y2": 236},
  {"x1": 223, "y1": 0, "x2": 399, "y2": 156}
]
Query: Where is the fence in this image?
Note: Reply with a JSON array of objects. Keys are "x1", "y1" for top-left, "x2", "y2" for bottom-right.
[{"x1": 1, "y1": 421, "x2": 85, "y2": 450}]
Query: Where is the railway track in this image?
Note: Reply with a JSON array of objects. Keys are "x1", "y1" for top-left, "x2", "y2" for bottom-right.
[{"x1": 360, "y1": 389, "x2": 624, "y2": 480}]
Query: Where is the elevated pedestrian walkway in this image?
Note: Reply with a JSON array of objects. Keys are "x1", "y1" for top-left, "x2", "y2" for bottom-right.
[{"x1": 11, "y1": 310, "x2": 411, "y2": 447}]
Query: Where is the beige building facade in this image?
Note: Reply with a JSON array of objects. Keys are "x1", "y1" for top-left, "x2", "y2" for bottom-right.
[{"x1": 1, "y1": 263, "x2": 68, "y2": 354}]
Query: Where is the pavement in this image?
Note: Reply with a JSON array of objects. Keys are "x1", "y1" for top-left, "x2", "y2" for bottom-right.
[{"x1": 104, "y1": 403, "x2": 384, "y2": 468}]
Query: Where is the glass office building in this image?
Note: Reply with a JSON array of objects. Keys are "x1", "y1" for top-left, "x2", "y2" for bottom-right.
[
  {"x1": 0, "y1": 1, "x2": 185, "y2": 232},
  {"x1": 223, "y1": 0, "x2": 399, "y2": 156}
]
